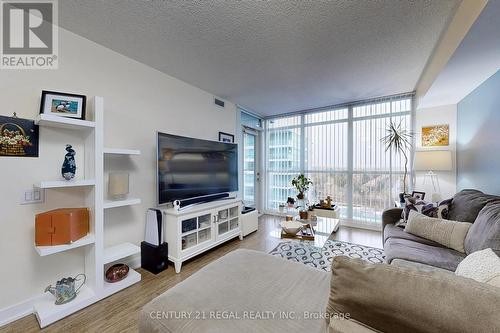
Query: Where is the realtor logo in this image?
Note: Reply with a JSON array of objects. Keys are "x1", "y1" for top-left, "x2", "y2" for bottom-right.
[{"x1": 1, "y1": 0, "x2": 58, "y2": 69}]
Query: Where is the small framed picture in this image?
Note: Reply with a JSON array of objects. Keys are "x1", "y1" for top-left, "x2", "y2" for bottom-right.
[
  {"x1": 219, "y1": 132, "x2": 234, "y2": 143},
  {"x1": 40, "y1": 90, "x2": 86, "y2": 120},
  {"x1": 412, "y1": 191, "x2": 426, "y2": 200}
]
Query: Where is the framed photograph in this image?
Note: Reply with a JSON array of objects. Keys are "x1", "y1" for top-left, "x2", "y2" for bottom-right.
[
  {"x1": 40, "y1": 90, "x2": 86, "y2": 120},
  {"x1": 218, "y1": 132, "x2": 234, "y2": 143},
  {"x1": 0, "y1": 115, "x2": 39, "y2": 157},
  {"x1": 411, "y1": 191, "x2": 426, "y2": 200},
  {"x1": 422, "y1": 124, "x2": 449, "y2": 147}
]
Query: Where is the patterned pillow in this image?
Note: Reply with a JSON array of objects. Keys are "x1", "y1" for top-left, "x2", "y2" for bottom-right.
[{"x1": 396, "y1": 196, "x2": 452, "y2": 228}]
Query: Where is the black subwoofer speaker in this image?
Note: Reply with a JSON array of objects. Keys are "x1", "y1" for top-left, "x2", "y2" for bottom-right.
[{"x1": 141, "y1": 241, "x2": 168, "y2": 274}]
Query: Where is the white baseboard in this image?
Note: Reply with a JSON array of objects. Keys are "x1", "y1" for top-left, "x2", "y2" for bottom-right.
[
  {"x1": 0, "y1": 254, "x2": 142, "y2": 328},
  {"x1": 0, "y1": 294, "x2": 43, "y2": 327}
]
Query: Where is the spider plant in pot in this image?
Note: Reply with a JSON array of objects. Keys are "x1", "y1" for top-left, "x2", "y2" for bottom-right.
[{"x1": 381, "y1": 120, "x2": 414, "y2": 203}]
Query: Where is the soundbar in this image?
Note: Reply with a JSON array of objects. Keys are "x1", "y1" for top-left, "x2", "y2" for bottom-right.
[{"x1": 173, "y1": 193, "x2": 231, "y2": 211}]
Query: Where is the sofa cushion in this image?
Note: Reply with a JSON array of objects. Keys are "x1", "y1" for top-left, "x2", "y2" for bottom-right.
[
  {"x1": 327, "y1": 256, "x2": 500, "y2": 333},
  {"x1": 384, "y1": 237, "x2": 465, "y2": 271},
  {"x1": 455, "y1": 248, "x2": 500, "y2": 288},
  {"x1": 390, "y1": 258, "x2": 453, "y2": 274},
  {"x1": 405, "y1": 211, "x2": 472, "y2": 253},
  {"x1": 383, "y1": 224, "x2": 442, "y2": 247},
  {"x1": 448, "y1": 189, "x2": 500, "y2": 222},
  {"x1": 464, "y1": 202, "x2": 500, "y2": 255},
  {"x1": 402, "y1": 196, "x2": 452, "y2": 222},
  {"x1": 140, "y1": 249, "x2": 330, "y2": 333}
]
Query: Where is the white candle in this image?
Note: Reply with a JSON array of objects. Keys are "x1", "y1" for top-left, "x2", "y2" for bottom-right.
[{"x1": 108, "y1": 172, "x2": 129, "y2": 200}]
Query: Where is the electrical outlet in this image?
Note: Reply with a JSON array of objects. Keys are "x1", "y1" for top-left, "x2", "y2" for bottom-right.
[{"x1": 21, "y1": 189, "x2": 44, "y2": 205}]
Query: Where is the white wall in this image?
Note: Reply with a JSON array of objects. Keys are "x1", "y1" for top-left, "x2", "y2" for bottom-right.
[
  {"x1": 0, "y1": 28, "x2": 236, "y2": 314},
  {"x1": 414, "y1": 104, "x2": 457, "y2": 200}
]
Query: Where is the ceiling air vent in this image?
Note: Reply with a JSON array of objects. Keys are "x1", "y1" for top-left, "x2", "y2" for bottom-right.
[{"x1": 214, "y1": 97, "x2": 225, "y2": 108}]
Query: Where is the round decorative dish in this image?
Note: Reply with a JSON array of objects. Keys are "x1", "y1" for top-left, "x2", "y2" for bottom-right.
[
  {"x1": 280, "y1": 220, "x2": 303, "y2": 236},
  {"x1": 105, "y1": 263, "x2": 129, "y2": 283}
]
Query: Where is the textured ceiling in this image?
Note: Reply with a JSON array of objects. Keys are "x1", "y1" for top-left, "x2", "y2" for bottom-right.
[
  {"x1": 419, "y1": 0, "x2": 500, "y2": 108},
  {"x1": 59, "y1": 0, "x2": 459, "y2": 117}
]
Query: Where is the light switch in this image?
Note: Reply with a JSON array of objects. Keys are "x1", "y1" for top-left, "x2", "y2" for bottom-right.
[{"x1": 21, "y1": 189, "x2": 44, "y2": 205}]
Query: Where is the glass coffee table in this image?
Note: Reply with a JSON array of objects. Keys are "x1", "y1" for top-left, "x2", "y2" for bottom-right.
[{"x1": 277, "y1": 215, "x2": 340, "y2": 248}]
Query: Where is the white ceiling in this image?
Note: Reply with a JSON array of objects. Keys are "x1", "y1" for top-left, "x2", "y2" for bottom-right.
[
  {"x1": 59, "y1": 1, "x2": 459, "y2": 117},
  {"x1": 419, "y1": 0, "x2": 500, "y2": 109}
]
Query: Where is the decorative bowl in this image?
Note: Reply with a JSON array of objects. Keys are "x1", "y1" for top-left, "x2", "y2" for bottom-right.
[
  {"x1": 105, "y1": 263, "x2": 129, "y2": 283},
  {"x1": 280, "y1": 221, "x2": 303, "y2": 236}
]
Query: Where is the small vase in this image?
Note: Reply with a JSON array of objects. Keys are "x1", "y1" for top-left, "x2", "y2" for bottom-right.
[
  {"x1": 299, "y1": 211, "x2": 308, "y2": 220},
  {"x1": 61, "y1": 144, "x2": 76, "y2": 180}
]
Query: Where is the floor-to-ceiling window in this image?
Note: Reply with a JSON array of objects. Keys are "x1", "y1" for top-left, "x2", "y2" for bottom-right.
[{"x1": 264, "y1": 94, "x2": 413, "y2": 226}]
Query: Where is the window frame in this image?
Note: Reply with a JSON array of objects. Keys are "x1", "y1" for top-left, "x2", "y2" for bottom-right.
[{"x1": 263, "y1": 93, "x2": 415, "y2": 226}]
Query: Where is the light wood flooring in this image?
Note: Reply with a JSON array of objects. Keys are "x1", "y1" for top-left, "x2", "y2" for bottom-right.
[{"x1": 1, "y1": 215, "x2": 381, "y2": 333}]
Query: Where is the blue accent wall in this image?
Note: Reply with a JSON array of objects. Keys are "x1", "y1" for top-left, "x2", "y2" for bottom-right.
[{"x1": 457, "y1": 70, "x2": 500, "y2": 194}]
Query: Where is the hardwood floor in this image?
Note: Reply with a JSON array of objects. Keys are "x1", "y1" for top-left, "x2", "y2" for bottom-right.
[{"x1": 1, "y1": 215, "x2": 381, "y2": 333}]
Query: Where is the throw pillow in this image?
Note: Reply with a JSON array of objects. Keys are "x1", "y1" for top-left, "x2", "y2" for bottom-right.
[
  {"x1": 405, "y1": 210, "x2": 472, "y2": 253},
  {"x1": 455, "y1": 248, "x2": 500, "y2": 288},
  {"x1": 397, "y1": 196, "x2": 452, "y2": 228},
  {"x1": 326, "y1": 256, "x2": 500, "y2": 333}
]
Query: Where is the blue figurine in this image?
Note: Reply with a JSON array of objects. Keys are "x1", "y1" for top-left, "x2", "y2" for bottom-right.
[{"x1": 62, "y1": 144, "x2": 76, "y2": 180}]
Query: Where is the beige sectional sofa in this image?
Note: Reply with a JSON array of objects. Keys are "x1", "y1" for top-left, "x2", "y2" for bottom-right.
[{"x1": 140, "y1": 249, "x2": 500, "y2": 333}]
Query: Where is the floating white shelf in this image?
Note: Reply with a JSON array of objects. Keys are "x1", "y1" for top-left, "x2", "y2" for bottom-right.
[
  {"x1": 103, "y1": 198, "x2": 141, "y2": 209},
  {"x1": 35, "y1": 234, "x2": 96, "y2": 256},
  {"x1": 35, "y1": 114, "x2": 95, "y2": 130},
  {"x1": 103, "y1": 148, "x2": 141, "y2": 155},
  {"x1": 103, "y1": 268, "x2": 141, "y2": 298},
  {"x1": 34, "y1": 285, "x2": 96, "y2": 329},
  {"x1": 35, "y1": 179, "x2": 96, "y2": 189},
  {"x1": 103, "y1": 242, "x2": 140, "y2": 264}
]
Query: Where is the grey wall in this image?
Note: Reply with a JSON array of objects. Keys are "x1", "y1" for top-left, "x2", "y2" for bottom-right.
[{"x1": 457, "y1": 70, "x2": 500, "y2": 194}]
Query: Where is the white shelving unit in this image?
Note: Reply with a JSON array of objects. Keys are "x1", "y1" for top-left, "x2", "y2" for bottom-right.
[
  {"x1": 103, "y1": 148, "x2": 141, "y2": 155},
  {"x1": 103, "y1": 242, "x2": 140, "y2": 264},
  {"x1": 35, "y1": 234, "x2": 96, "y2": 256},
  {"x1": 35, "y1": 179, "x2": 96, "y2": 189},
  {"x1": 35, "y1": 113, "x2": 95, "y2": 130},
  {"x1": 102, "y1": 269, "x2": 141, "y2": 297},
  {"x1": 104, "y1": 198, "x2": 141, "y2": 209},
  {"x1": 32, "y1": 97, "x2": 142, "y2": 328},
  {"x1": 34, "y1": 285, "x2": 96, "y2": 328}
]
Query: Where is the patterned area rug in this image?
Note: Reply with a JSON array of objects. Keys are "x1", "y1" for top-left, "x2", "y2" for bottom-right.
[{"x1": 269, "y1": 240, "x2": 385, "y2": 271}]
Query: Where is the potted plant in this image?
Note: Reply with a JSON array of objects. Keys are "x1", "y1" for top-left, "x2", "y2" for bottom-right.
[
  {"x1": 381, "y1": 120, "x2": 414, "y2": 202},
  {"x1": 291, "y1": 174, "x2": 313, "y2": 200},
  {"x1": 307, "y1": 204, "x2": 315, "y2": 220}
]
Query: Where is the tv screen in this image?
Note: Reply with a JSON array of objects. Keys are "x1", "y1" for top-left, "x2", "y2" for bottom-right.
[{"x1": 157, "y1": 132, "x2": 238, "y2": 205}]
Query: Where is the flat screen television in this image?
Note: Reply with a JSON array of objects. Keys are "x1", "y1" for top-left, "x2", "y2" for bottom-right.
[{"x1": 157, "y1": 132, "x2": 238, "y2": 205}]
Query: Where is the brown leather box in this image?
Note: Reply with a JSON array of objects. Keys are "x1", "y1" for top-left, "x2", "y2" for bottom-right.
[{"x1": 35, "y1": 208, "x2": 89, "y2": 246}]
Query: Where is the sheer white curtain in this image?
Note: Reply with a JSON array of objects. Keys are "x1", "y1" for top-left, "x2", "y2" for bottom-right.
[{"x1": 264, "y1": 94, "x2": 414, "y2": 226}]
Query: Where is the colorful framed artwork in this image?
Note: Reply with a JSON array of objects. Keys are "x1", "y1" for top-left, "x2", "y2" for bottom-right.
[
  {"x1": 219, "y1": 132, "x2": 234, "y2": 143},
  {"x1": 0, "y1": 115, "x2": 39, "y2": 157},
  {"x1": 40, "y1": 90, "x2": 86, "y2": 120},
  {"x1": 422, "y1": 124, "x2": 449, "y2": 147}
]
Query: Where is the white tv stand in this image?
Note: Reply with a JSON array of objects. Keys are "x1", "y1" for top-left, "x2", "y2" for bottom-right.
[{"x1": 162, "y1": 198, "x2": 243, "y2": 273}]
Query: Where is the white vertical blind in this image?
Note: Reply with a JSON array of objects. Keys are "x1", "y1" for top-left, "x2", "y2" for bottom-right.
[{"x1": 265, "y1": 94, "x2": 413, "y2": 225}]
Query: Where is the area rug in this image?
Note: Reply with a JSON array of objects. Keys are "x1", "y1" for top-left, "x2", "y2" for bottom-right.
[{"x1": 269, "y1": 240, "x2": 385, "y2": 271}]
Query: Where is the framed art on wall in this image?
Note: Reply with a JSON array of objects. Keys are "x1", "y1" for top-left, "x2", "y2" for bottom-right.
[
  {"x1": 0, "y1": 115, "x2": 39, "y2": 157},
  {"x1": 219, "y1": 132, "x2": 234, "y2": 143},
  {"x1": 40, "y1": 90, "x2": 87, "y2": 120},
  {"x1": 422, "y1": 124, "x2": 449, "y2": 147}
]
